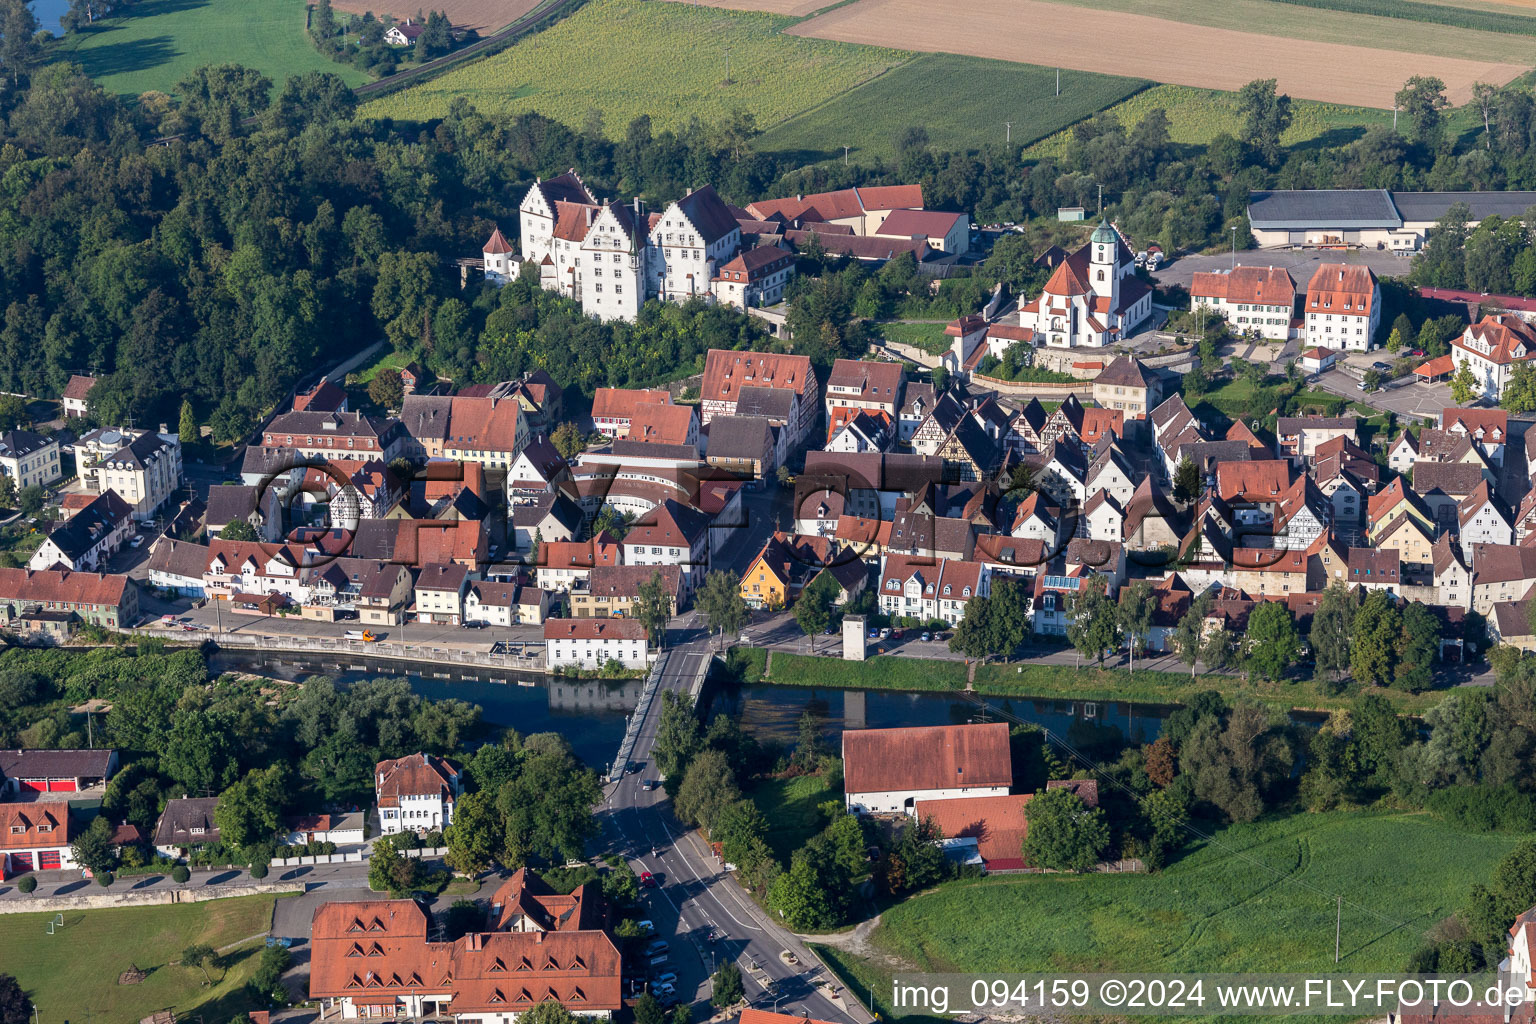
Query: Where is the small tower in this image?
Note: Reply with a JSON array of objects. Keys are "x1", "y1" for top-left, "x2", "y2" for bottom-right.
[
  {"x1": 1088, "y1": 219, "x2": 1120, "y2": 317},
  {"x1": 483, "y1": 226, "x2": 514, "y2": 284}
]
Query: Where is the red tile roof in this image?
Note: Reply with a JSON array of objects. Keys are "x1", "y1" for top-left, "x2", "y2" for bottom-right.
[
  {"x1": 1216, "y1": 460, "x2": 1294, "y2": 502},
  {"x1": 1442, "y1": 407, "x2": 1508, "y2": 441},
  {"x1": 1454, "y1": 314, "x2": 1536, "y2": 366},
  {"x1": 483, "y1": 227, "x2": 513, "y2": 254},
  {"x1": 701, "y1": 350, "x2": 814, "y2": 403},
  {"x1": 626, "y1": 403, "x2": 695, "y2": 446},
  {"x1": 1189, "y1": 265, "x2": 1295, "y2": 305},
  {"x1": 590, "y1": 388, "x2": 671, "y2": 423},
  {"x1": 843, "y1": 723, "x2": 1012, "y2": 796},
  {"x1": 876, "y1": 209, "x2": 963, "y2": 238},
  {"x1": 0, "y1": 801, "x2": 70, "y2": 851},
  {"x1": 1305, "y1": 263, "x2": 1378, "y2": 316},
  {"x1": 62, "y1": 374, "x2": 97, "y2": 401},
  {"x1": 375, "y1": 753, "x2": 458, "y2": 809},
  {"x1": 542, "y1": 618, "x2": 647, "y2": 642},
  {"x1": 913, "y1": 794, "x2": 1032, "y2": 867},
  {"x1": 0, "y1": 568, "x2": 132, "y2": 609}
]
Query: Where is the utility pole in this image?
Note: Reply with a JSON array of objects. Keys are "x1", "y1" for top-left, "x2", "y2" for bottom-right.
[
  {"x1": 1056, "y1": 68, "x2": 1060, "y2": 96},
  {"x1": 1231, "y1": 225, "x2": 1237, "y2": 270},
  {"x1": 1004, "y1": 121, "x2": 1013, "y2": 145},
  {"x1": 843, "y1": 145, "x2": 849, "y2": 166},
  {"x1": 1334, "y1": 895, "x2": 1342, "y2": 964},
  {"x1": 1097, "y1": 184, "x2": 1103, "y2": 217},
  {"x1": 724, "y1": 46, "x2": 731, "y2": 85}
]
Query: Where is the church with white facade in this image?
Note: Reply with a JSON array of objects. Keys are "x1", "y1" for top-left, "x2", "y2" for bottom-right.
[
  {"x1": 1017, "y1": 221, "x2": 1153, "y2": 348},
  {"x1": 481, "y1": 169, "x2": 791, "y2": 323}
]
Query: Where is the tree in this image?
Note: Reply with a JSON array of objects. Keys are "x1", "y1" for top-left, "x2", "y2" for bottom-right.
[
  {"x1": 311, "y1": 0, "x2": 337, "y2": 42},
  {"x1": 1397, "y1": 601, "x2": 1441, "y2": 693},
  {"x1": 248, "y1": 943, "x2": 291, "y2": 1005},
  {"x1": 1173, "y1": 455, "x2": 1201, "y2": 503},
  {"x1": 1451, "y1": 358, "x2": 1479, "y2": 404},
  {"x1": 1310, "y1": 581, "x2": 1357, "y2": 681},
  {"x1": 634, "y1": 992, "x2": 664, "y2": 1024},
  {"x1": 950, "y1": 577, "x2": 1031, "y2": 661},
  {"x1": 931, "y1": 365, "x2": 949, "y2": 394},
  {"x1": 369, "y1": 841, "x2": 421, "y2": 896},
  {"x1": 497, "y1": 745, "x2": 601, "y2": 866},
  {"x1": 214, "y1": 764, "x2": 290, "y2": 851},
  {"x1": 520, "y1": 1001, "x2": 579, "y2": 1024},
  {"x1": 1396, "y1": 75, "x2": 1449, "y2": 148},
  {"x1": 1022, "y1": 787, "x2": 1110, "y2": 872},
  {"x1": 1174, "y1": 593, "x2": 1212, "y2": 678},
  {"x1": 219, "y1": 519, "x2": 258, "y2": 542},
  {"x1": 675, "y1": 749, "x2": 740, "y2": 832},
  {"x1": 1118, "y1": 580, "x2": 1156, "y2": 672},
  {"x1": 1351, "y1": 590, "x2": 1404, "y2": 688},
  {"x1": 635, "y1": 570, "x2": 672, "y2": 650},
  {"x1": 794, "y1": 570, "x2": 837, "y2": 651},
  {"x1": 172, "y1": 64, "x2": 273, "y2": 142},
  {"x1": 1067, "y1": 575, "x2": 1120, "y2": 666},
  {"x1": 1202, "y1": 627, "x2": 1237, "y2": 673},
  {"x1": 0, "y1": 974, "x2": 31, "y2": 1024},
  {"x1": 1145, "y1": 737, "x2": 1177, "y2": 788},
  {"x1": 1243, "y1": 601, "x2": 1299, "y2": 682},
  {"x1": 368, "y1": 368, "x2": 405, "y2": 409},
  {"x1": 178, "y1": 398, "x2": 199, "y2": 446},
  {"x1": 711, "y1": 961, "x2": 744, "y2": 1008},
  {"x1": 71, "y1": 815, "x2": 118, "y2": 876},
  {"x1": 1237, "y1": 78, "x2": 1292, "y2": 165},
  {"x1": 445, "y1": 789, "x2": 500, "y2": 874},
  {"x1": 417, "y1": 9, "x2": 452, "y2": 59},
  {"x1": 16, "y1": 485, "x2": 43, "y2": 517},
  {"x1": 551, "y1": 421, "x2": 584, "y2": 460},
  {"x1": 653, "y1": 691, "x2": 701, "y2": 784},
  {"x1": 1473, "y1": 82, "x2": 1500, "y2": 149},
  {"x1": 182, "y1": 943, "x2": 217, "y2": 985},
  {"x1": 698, "y1": 570, "x2": 747, "y2": 650},
  {"x1": 0, "y1": 473, "x2": 13, "y2": 510},
  {"x1": 1362, "y1": 368, "x2": 1382, "y2": 392},
  {"x1": 0, "y1": 0, "x2": 42, "y2": 89}
]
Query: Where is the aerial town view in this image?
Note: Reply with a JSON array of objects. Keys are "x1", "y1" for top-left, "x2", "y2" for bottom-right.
[{"x1": 17, "y1": 0, "x2": 1536, "y2": 1021}]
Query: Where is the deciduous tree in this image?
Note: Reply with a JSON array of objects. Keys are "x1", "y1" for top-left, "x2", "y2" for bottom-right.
[
  {"x1": 1022, "y1": 786, "x2": 1110, "y2": 872},
  {"x1": 1067, "y1": 575, "x2": 1119, "y2": 667}
]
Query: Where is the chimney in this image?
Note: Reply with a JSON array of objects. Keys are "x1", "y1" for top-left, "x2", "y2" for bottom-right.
[{"x1": 535, "y1": 930, "x2": 544, "y2": 944}]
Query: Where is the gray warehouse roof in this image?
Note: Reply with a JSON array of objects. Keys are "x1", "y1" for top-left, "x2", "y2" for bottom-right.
[
  {"x1": 1247, "y1": 190, "x2": 1400, "y2": 230},
  {"x1": 1390, "y1": 191, "x2": 1536, "y2": 224}
]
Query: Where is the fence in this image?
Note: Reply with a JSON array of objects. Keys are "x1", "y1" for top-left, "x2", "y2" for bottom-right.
[
  {"x1": 271, "y1": 850, "x2": 367, "y2": 868},
  {"x1": 607, "y1": 651, "x2": 667, "y2": 781},
  {"x1": 969, "y1": 375, "x2": 1096, "y2": 400},
  {"x1": 142, "y1": 627, "x2": 550, "y2": 673}
]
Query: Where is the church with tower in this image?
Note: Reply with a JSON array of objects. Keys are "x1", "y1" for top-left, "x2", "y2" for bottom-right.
[{"x1": 1017, "y1": 221, "x2": 1153, "y2": 348}]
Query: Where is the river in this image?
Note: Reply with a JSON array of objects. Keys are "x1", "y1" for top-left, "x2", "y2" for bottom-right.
[
  {"x1": 210, "y1": 651, "x2": 1176, "y2": 769},
  {"x1": 31, "y1": 0, "x2": 68, "y2": 35}
]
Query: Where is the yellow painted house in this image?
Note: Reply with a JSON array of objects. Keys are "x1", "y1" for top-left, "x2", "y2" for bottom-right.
[{"x1": 741, "y1": 535, "x2": 797, "y2": 610}]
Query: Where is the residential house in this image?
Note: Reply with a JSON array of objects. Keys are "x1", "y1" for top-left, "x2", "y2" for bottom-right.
[
  {"x1": 1091, "y1": 356, "x2": 1162, "y2": 419},
  {"x1": 1086, "y1": 444, "x2": 1138, "y2": 507},
  {"x1": 824, "y1": 359, "x2": 904, "y2": 419},
  {"x1": 256, "y1": 411, "x2": 404, "y2": 465},
  {"x1": 1459, "y1": 481, "x2": 1513, "y2": 558},
  {"x1": 1010, "y1": 492, "x2": 1061, "y2": 545},
  {"x1": 712, "y1": 245, "x2": 796, "y2": 309},
  {"x1": 1188, "y1": 265, "x2": 1297, "y2": 341},
  {"x1": 572, "y1": 564, "x2": 682, "y2": 618},
  {"x1": 536, "y1": 535, "x2": 622, "y2": 593},
  {"x1": 205, "y1": 484, "x2": 281, "y2": 542},
  {"x1": 627, "y1": 403, "x2": 698, "y2": 448},
  {"x1": 842, "y1": 722, "x2": 1012, "y2": 815},
  {"x1": 877, "y1": 554, "x2": 989, "y2": 626},
  {"x1": 1469, "y1": 543, "x2": 1536, "y2": 613},
  {"x1": 1443, "y1": 407, "x2": 1509, "y2": 465},
  {"x1": 699, "y1": 350, "x2": 819, "y2": 448},
  {"x1": 913, "y1": 793, "x2": 1033, "y2": 871},
  {"x1": 293, "y1": 379, "x2": 348, "y2": 413},
  {"x1": 826, "y1": 409, "x2": 894, "y2": 454},
  {"x1": 704, "y1": 415, "x2": 776, "y2": 480},
  {"x1": 146, "y1": 538, "x2": 213, "y2": 597},
  {"x1": 1492, "y1": 600, "x2": 1536, "y2": 652},
  {"x1": 1388, "y1": 430, "x2": 1419, "y2": 477},
  {"x1": 61, "y1": 374, "x2": 96, "y2": 418},
  {"x1": 1348, "y1": 547, "x2": 1401, "y2": 594},
  {"x1": 621, "y1": 499, "x2": 711, "y2": 594},
  {"x1": 355, "y1": 563, "x2": 415, "y2": 626},
  {"x1": 886, "y1": 510, "x2": 975, "y2": 561},
  {"x1": 398, "y1": 395, "x2": 455, "y2": 461},
  {"x1": 898, "y1": 383, "x2": 937, "y2": 444},
  {"x1": 376, "y1": 753, "x2": 460, "y2": 836},
  {"x1": 1082, "y1": 489, "x2": 1125, "y2": 543},
  {"x1": 591, "y1": 388, "x2": 672, "y2": 438},
  {"x1": 739, "y1": 532, "x2": 821, "y2": 610},
  {"x1": 153, "y1": 797, "x2": 220, "y2": 858},
  {"x1": 384, "y1": 19, "x2": 424, "y2": 45},
  {"x1": 441, "y1": 395, "x2": 528, "y2": 473},
  {"x1": 1065, "y1": 538, "x2": 1127, "y2": 591},
  {"x1": 511, "y1": 492, "x2": 583, "y2": 555},
  {"x1": 282, "y1": 812, "x2": 365, "y2": 847},
  {"x1": 0, "y1": 802, "x2": 72, "y2": 877},
  {"x1": 1435, "y1": 533, "x2": 1472, "y2": 610},
  {"x1": 1374, "y1": 513, "x2": 1437, "y2": 573},
  {"x1": 506, "y1": 438, "x2": 569, "y2": 506},
  {"x1": 1415, "y1": 461, "x2": 1489, "y2": 532},
  {"x1": 0, "y1": 430, "x2": 60, "y2": 490},
  {"x1": 414, "y1": 563, "x2": 469, "y2": 625},
  {"x1": 544, "y1": 618, "x2": 649, "y2": 670},
  {"x1": 1302, "y1": 263, "x2": 1380, "y2": 350},
  {"x1": 1367, "y1": 476, "x2": 1435, "y2": 541},
  {"x1": 28, "y1": 491, "x2": 132, "y2": 572},
  {"x1": 1124, "y1": 477, "x2": 1188, "y2": 551},
  {"x1": 1275, "y1": 416, "x2": 1357, "y2": 466},
  {"x1": 0, "y1": 568, "x2": 138, "y2": 631},
  {"x1": 873, "y1": 209, "x2": 969, "y2": 253},
  {"x1": 1229, "y1": 547, "x2": 1309, "y2": 597},
  {"x1": 1452, "y1": 314, "x2": 1536, "y2": 402},
  {"x1": 463, "y1": 581, "x2": 547, "y2": 627}
]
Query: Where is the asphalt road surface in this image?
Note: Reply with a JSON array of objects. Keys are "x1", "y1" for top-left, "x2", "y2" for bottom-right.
[{"x1": 601, "y1": 618, "x2": 874, "y2": 1024}]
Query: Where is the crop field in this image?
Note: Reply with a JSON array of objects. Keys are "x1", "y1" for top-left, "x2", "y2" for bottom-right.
[
  {"x1": 331, "y1": 0, "x2": 540, "y2": 32},
  {"x1": 757, "y1": 54, "x2": 1148, "y2": 162},
  {"x1": 828, "y1": 813, "x2": 1519, "y2": 1022},
  {"x1": 362, "y1": 0, "x2": 907, "y2": 130},
  {"x1": 785, "y1": 0, "x2": 1526, "y2": 106},
  {"x1": 53, "y1": 0, "x2": 369, "y2": 98},
  {"x1": 659, "y1": 0, "x2": 836, "y2": 15},
  {"x1": 1022, "y1": 85, "x2": 1395, "y2": 157}
]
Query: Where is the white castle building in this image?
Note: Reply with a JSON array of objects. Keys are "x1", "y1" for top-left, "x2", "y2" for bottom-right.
[
  {"x1": 1017, "y1": 221, "x2": 1153, "y2": 348},
  {"x1": 483, "y1": 169, "x2": 792, "y2": 323}
]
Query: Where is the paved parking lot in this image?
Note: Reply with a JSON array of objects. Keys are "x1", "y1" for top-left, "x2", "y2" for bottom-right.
[
  {"x1": 1311, "y1": 367, "x2": 1453, "y2": 420},
  {"x1": 1150, "y1": 248, "x2": 1413, "y2": 293}
]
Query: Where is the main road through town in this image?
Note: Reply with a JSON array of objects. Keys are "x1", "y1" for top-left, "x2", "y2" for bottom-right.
[{"x1": 598, "y1": 612, "x2": 876, "y2": 1024}]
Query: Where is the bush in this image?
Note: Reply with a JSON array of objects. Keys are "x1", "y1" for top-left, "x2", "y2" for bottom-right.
[
  {"x1": 249, "y1": 860, "x2": 268, "y2": 879},
  {"x1": 96, "y1": 870, "x2": 113, "y2": 887},
  {"x1": 172, "y1": 865, "x2": 190, "y2": 883},
  {"x1": 17, "y1": 875, "x2": 36, "y2": 894},
  {"x1": 1426, "y1": 784, "x2": 1536, "y2": 832}
]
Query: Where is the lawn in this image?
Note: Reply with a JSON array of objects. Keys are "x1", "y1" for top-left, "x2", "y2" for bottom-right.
[
  {"x1": 1, "y1": 894, "x2": 281, "y2": 1022},
  {"x1": 361, "y1": 0, "x2": 908, "y2": 132},
  {"x1": 763, "y1": 651, "x2": 969, "y2": 690},
  {"x1": 750, "y1": 771, "x2": 840, "y2": 863},
  {"x1": 829, "y1": 813, "x2": 1522, "y2": 1022},
  {"x1": 1024, "y1": 84, "x2": 1396, "y2": 158},
  {"x1": 871, "y1": 321, "x2": 953, "y2": 356},
  {"x1": 53, "y1": 0, "x2": 369, "y2": 98},
  {"x1": 756, "y1": 53, "x2": 1148, "y2": 164}
]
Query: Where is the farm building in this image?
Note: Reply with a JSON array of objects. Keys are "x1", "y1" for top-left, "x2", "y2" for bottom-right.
[{"x1": 843, "y1": 722, "x2": 1012, "y2": 815}]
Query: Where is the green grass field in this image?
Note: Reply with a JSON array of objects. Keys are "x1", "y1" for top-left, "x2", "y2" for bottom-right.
[
  {"x1": 362, "y1": 0, "x2": 907, "y2": 130},
  {"x1": 828, "y1": 813, "x2": 1520, "y2": 1022},
  {"x1": 53, "y1": 0, "x2": 369, "y2": 98},
  {"x1": 1, "y1": 894, "x2": 280, "y2": 1021},
  {"x1": 871, "y1": 321, "x2": 952, "y2": 356},
  {"x1": 765, "y1": 652, "x2": 970, "y2": 690},
  {"x1": 1024, "y1": 84, "x2": 1396, "y2": 157},
  {"x1": 756, "y1": 54, "x2": 1148, "y2": 162},
  {"x1": 751, "y1": 772, "x2": 840, "y2": 863}
]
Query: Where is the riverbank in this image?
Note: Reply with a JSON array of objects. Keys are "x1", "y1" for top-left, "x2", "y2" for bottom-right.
[{"x1": 728, "y1": 648, "x2": 1453, "y2": 715}]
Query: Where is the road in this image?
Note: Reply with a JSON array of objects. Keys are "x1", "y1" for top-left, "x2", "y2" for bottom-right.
[{"x1": 600, "y1": 618, "x2": 874, "y2": 1024}]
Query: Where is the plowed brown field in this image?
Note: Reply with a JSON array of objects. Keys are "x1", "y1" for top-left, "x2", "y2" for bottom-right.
[
  {"x1": 783, "y1": 0, "x2": 1525, "y2": 106},
  {"x1": 332, "y1": 0, "x2": 539, "y2": 33}
]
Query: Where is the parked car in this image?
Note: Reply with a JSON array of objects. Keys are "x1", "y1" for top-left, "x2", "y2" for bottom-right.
[
  {"x1": 653, "y1": 971, "x2": 677, "y2": 986},
  {"x1": 879, "y1": 627, "x2": 891, "y2": 639},
  {"x1": 129, "y1": 535, "x2": 144, "y2": 548},
  {"x1": 1409, "y1": 349, "x2": 1425, "y2": 357},
  {"x1": 867, "y1": 628, "x2": 879, "y2": 640},
  {"x1": 921, "y1": 632, "x2": 932, "y2": 642},
  {"x1": 891, "y1": 628, "x2": 904, "y2": 639},
  {"x1": 1372, "y1": 361, "x2": 1391, "y2": 371}
]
